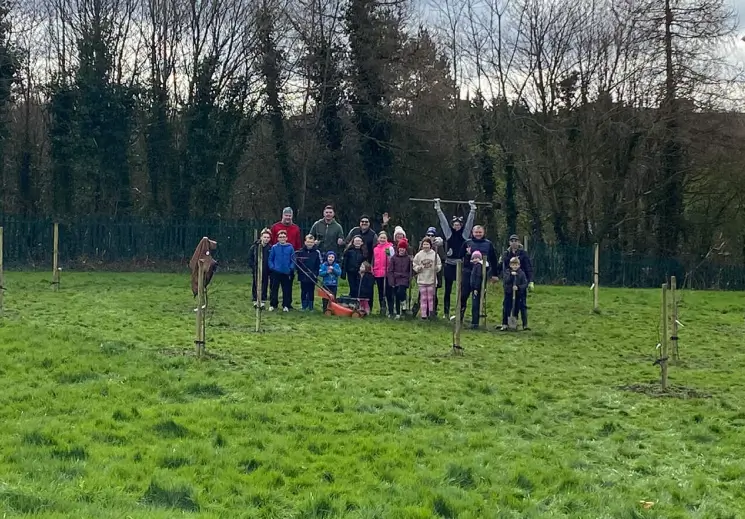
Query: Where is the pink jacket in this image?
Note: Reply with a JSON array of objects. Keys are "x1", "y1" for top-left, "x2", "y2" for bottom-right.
[{"x1": 373, "y1": 242, "x2": 395, "y2": 277}]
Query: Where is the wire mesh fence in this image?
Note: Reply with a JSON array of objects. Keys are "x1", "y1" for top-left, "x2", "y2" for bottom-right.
[{"x1": 1, "y1": 213, "x2": 743, "y2": 289}]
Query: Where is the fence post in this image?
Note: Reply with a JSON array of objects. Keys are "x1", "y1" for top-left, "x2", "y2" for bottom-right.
[
  {"x1": 52, "y1": 223, "x2": 60, "y2": 291},
  {"x1": 593, "y1": 243, "x2": 599, "y2": 313},
  {"x1": 523, "y1": 235, "x2": 528, "y2": 252}
]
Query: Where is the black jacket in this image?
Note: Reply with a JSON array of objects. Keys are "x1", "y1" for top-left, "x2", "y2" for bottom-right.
[
  {"x1": 248, "y1": 241, "x2": 271, "y2": 273},
  {"x1": 460, "y1": 238, "x2": 501, "y2": 276},
  {"x1": 294, "y1": 245, "x2": 323, "y2": 284},
  {"x1": 345, "y1": 227, "x2": 377, "y2": 263},
  {"x1": 342, "y1": 246, "x2": 367, "y2": 279},
  {"x1": 359, "y1": 273, "x2": 375, "y2": 301},
  {"x1": 502, "y1": 246, "x2": 533, "y2": 283},
  {"x1": 470, "y1": 263, "x2": 484, "y2": 292},
  {"x1": 503, "y1": 268, "x2": 528, "y2": 294}
]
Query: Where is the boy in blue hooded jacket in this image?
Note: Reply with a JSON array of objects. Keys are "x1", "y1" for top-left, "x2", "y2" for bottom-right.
[
  {"x1": 268, "y1": 230, "x2": 295, "y2": 311},
  {"x1": 318, "y1": 251, "x2": 342, "y2": 313}
]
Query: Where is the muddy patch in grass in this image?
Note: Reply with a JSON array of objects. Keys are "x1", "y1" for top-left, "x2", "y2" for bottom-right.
[{"x1": 619, "y1": 383, "x2": 712, "y2": 399}]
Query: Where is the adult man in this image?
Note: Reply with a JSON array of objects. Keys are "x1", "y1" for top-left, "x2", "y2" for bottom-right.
[
  {"x1": 459, "y1": 225, "x2": 500, "y2": 325},
  {"x1": 502, "y1": 234, "x2": 534, "y2": 290},
  {"x1": 345, "y1": 215, "x2": 377, "y2": 262},
  {"x1": 270, "y1": 207, "x2": 302, "y2": 250},
  {"x1": 435, "y1": 199, "x2": 476, "y2": 318},
  {"x1": 310, "y1": 205, "x2": 345, "y2": 257}
]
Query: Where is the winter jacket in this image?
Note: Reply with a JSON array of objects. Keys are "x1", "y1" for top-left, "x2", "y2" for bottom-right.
[
  {"x1": 460, "y1": 238, "x2": 500, "y2": 276},
  {"x1": 248, "y1": 240, "x2": 271, "y2": 273},
  {"x1": 372, "y1": 242, "x2": 395, "y2": 277},
  {"x1": 294, "y1": 245, "x2": 322, "y2": 284},
  {"x1": 319, "y1": 262, "x2": 342, "y2": 287},
  {"x1": 387, "y1": 253, "x2": 413, "y2": 288},
  {"x1": 310, "y1": 219, "x2": 345, "y2": 257},
  {"x1": 503, "y1": 268, "x2": 528, "y2": 294},
  {"x1": 342, "y1": 246, "x2": 367, "y2": 279},
  {"x1": 502, "y1": 246, "x2": 533, "y2": 283},
  {"x1": 359, "y1": 273, "x2": 375, "y2": 301},
  {"x1": 268, "y1": 243, "x2": 295, "y2": 275},
  {"x1": 471, "y1": 262, "x2": 484, "y2": 292},
  {"x1": 270, "y1": 222, "x2": 303, "y2": 250},
  {"x1": 436, "y1": 206, "x2": 476, "y2": 265},
  {"x1": 413, "y1": 249, "x2": 442, "y2": 286},
  {"x1": 345, "y1": 227, "x2": 377, "y2": 262}
]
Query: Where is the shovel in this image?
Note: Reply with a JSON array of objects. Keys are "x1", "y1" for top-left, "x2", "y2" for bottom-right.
[{"x1": 508, "y1": 273, "x2": 518, "y2": 331}]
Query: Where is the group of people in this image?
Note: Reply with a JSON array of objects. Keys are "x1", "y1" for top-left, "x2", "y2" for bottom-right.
[{"x1": 247, "y1": 201, "x2": 535, "y2": 330}]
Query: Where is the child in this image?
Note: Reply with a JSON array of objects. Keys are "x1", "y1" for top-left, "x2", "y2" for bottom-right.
[
  {"x1": 386, "y1": 239, "x2": 412, "y2": 319},
  {"x1": 501, "y1": 256, "x2": 529, "y2": 330},
  {"x1": 373, "y1": 232, "x2": 395, "y2": 315},
  {"x1": 294, "y1": 234, "x2": 323, "y2": 311},
  {"x1": 248, "y1": 229, "x2": 271, "y2": 308},
  {"x1": 342, "y1": 236, "x2": 367, "y2": 298},
  {"x1": 318, "y1": 251, "x2": 342, "y2": 313},
  {"x1": 470, "y1": 251, "x2": 484, "y2": 329},
  {"x1": 413, "y1": 237, "x2": 442, "y2": 320},
  {"x1": 358, "y1": 262, "x2": 375, "y2": 315},
  {"x1": 268, "y1": 230, "x2": 295, "y2": 312}
]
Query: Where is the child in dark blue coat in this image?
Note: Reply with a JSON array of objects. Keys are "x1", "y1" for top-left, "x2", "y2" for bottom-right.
[
  {"x1": 318, "y1": 251, "x2": 342, "y2": 313},
  {"x1": 268, "y1": 230, "x2": 295, "y2": 311},
  {"x1": 500, "y1": 256, "x2": 529, "y2": 330},
  {"x1": 294, "y1": 234, "x2": 323, "y2": 311},
  {"x1": 358, "y1": 261, "x2": 375, "y2": 315}
]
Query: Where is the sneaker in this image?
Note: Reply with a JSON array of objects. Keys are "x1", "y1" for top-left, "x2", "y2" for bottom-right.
[
  {"x1": 260, "y1": 303, "x2": 266, "y2": 310},
  {"x1": 395, "y1": 314, "x2": 401, "y2": 320},
  {"x1": 470, "y1": 324, "x2": 479, "y2": 330},
  {"x1": 388, "y1": 313, "x2": 394, "y2": 319},
  {"x1": 253, "y1": 301, "x2": 258, "y2": 308},
  {"x1": 523, "y1": 326, "x2": 530, "y2": 331},
  {"x1": 269, "y1": 307, "x2": 275, "y2": 312},
  {"x1": 499, "y1": 325, "x2": 507, "y2": 331},
  {"x1": 283, "y1": 307, "x2": 289, "y2": 312}
]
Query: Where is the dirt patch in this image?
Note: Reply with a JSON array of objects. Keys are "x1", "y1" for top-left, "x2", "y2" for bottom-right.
[{"x1": 619, "y1": 383, "x2": 712, "y2": 399}]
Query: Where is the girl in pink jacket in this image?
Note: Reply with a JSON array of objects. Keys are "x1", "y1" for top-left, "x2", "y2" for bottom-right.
[{"x1": 373, "y1": 232, "x2": 395, "y2": 316}]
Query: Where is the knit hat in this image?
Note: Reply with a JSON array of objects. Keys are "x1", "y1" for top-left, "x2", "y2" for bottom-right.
[
  {"x1": 471, "y1": 251, "x2": 483, "y2": 261},
  {"x1": 394, "y1": 226, "x2": 406, "y2": 239},
  {"x1": 426, "y1": 226, "x2": 437, "y2": 236},
  {"x1": 326, "y1": 251, "x2": 336, "y2": 260},
  {"x1": 509, "y1": 234, "x2": 519, "y2": 241},
  {"x1": 283, "y1": 207, "x2": 293, "y2": 215},
  {"x1": 397, "y1": 239, "x2": 408, "y2": 250}
]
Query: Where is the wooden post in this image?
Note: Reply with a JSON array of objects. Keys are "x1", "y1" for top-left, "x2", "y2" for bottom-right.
[
  {"x1": 452, "y1": 260, "x2": 463, "y2": 354},
  {"x1": 593, "y1": 243, "x2": 599, "y2": 313},
  {"x1": 479, "y1": 260, "x2": 487, "y2": 327},
  {"x1": 660, "y1": 283, "x2": 669, "y2": 390},
  {"x1": 0, "y1": 226, "x2": 4, "y2": 316},
  {"x1": 255, "y1": 239, "x2": 263, "y2": 332},
  {"x1": 52, "y1": 223, "x2": 60, "y2": 291},
  {"x1": 523, "y1": 235, "x2": 529, "y2": 252},
  {"x1": 195, "y1": 259, "x2": 206, "y2": 357},
  {"x1": 671, "y1": 276, "x2": 679, "y2": 361}
]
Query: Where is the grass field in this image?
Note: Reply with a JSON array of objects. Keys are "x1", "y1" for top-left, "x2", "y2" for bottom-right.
[{"x1": 0, "y1": 272, "x2": 744, "y2": 518}]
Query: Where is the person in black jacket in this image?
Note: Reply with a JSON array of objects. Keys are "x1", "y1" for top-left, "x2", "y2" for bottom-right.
[
  {"x1": 502, "y1": 234, "x2": 533, "y2": 288},
  {"x1": 435, "y1": 199, "x2": 476, "y2": 318},
  {"x1": 294, "y1": 234, "x2": 323, "y2": 311},
  {"x1": 500, "y1": 256, "x2": 529, "y2": 330},
  {"x1": 458, "y1": 226, "x2": 501, "y2": 323},
  {"x1": 342, "y1": 236, "x2": 367, "y2": 298},
  {"x1": 470, "y1": 251, "x2": 484, "y2": 329},
  {"x1": 248, "y1": 229, "x2": 272, "y2": 308},
  {"x1": 345, "y1": 215, "x2": 377, "y2": 263},
  {"x1": 358, "y1": 261, "x2": 375, "y2": 315}
]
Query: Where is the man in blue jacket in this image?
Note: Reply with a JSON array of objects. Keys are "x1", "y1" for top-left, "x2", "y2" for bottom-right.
[{"x1": 268, "y1": 230, "x2": 296, "y2": 312}]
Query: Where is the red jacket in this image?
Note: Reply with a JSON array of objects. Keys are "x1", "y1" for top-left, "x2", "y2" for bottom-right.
[{"x1": 270, "y1": 222, "x2": 303, "y2": 250}]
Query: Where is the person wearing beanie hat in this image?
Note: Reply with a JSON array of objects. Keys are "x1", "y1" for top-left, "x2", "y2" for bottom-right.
[
  {"x1": 434, "y1": 199, "x2": 477, "y2": 318},
  {"x1": 386, "y1": 239, "x2": 413, "y2": 319},
  {"x1": 318, "y1": 251, "x2": 342, "y2": 313},
  {"x1": 502, "y1": 234, "x2": 533, "y2": 289},
  {"x1": 345, "y1": 214, "x2": 378, "y2": 264},
  {"x1": 270, "y1": 206, "x2": 303, "y2": 250},
  {"x1": 392, "y1": 226, "x2": 407, "y2": 243},
  {"x1": 413, "y1": 237, "x2": 442, "y2": 320}
]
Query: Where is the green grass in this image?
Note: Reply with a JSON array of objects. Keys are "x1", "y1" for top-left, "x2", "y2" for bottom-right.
[{"x1": 0, "y1": 272, "x2": 744, "y2": 518}]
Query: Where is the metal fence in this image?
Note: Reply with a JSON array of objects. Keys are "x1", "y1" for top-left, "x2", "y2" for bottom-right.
[{"x1": 1, "y1": 213, "x2": 743, "y2": 289}]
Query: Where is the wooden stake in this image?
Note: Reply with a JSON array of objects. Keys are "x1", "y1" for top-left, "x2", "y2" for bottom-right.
[
  {"x1": 195, "y1": 259, "x2": 206, "y2": 357},
  {"x1": 671, "y1": 276, "x2": 679, "y2": 361},
  {"x1": 52, "y1": 223, "x2": 60, "y2": 291},
  {"x1": 523, "y1": 235, "x2": 529, "y2": 252},
  {"x1": 593, "y1": 243, "x2": 599, "y2": 313},
  {"x1": 660, "y1": 283, "x2": 669, "y2": 390},
  {"x1": 255, "y1": 239, "x2": 263, "y2": 333},
  {"x1": 0, "y1": 226, "x2": 4, "y2": 316},
  {"x1": 453, "y1": 260, "x2": 463, "y2": 354}
]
